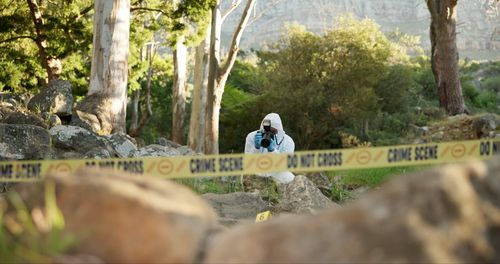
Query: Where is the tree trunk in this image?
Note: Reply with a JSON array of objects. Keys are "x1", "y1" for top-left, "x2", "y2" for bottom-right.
[
  {"x1": 129, "y1": 89, "x2": 140, "y2": 135},
  {"x1": 205, "y1": 1, "x2": 222, "y2": 154},
  {"x1": 26, "y1": 0, "x2": 61, "y2": 83},
  {"x1": 426, "y1": 0, "x2": 466, "y2": 115},
  {"x1": 204, "y1": 0, "x2": 256, "y2": 154},
  {"x1": 188, "y1": 25, "x2": 210, "y2": 153},
  {"x1": 88, "y1": 0, "x2": 130, "y2": 133},
  {"x1": 129, "y1": 43, "x2": 154, "y2": 137},
  {"x1": 172, "y1": 35, "x2": 188, "y2": 144}
]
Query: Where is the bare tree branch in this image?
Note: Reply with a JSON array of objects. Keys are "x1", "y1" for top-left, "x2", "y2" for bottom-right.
[
  {"x1": 221, "y1": 0, "x2": 242, "y2": 23},
  {"x1": 247, "y1": 0, "x2": 283, "y2": 26},
  {"x1": 130, "y1": 7, "x2": 168, "y2": 15},
  {"x1": 220, "y1": 0, "x2": 256, "y2": 78},
  {"x1": 72, "y1": 3, "x2": 94, "y2": 21}
]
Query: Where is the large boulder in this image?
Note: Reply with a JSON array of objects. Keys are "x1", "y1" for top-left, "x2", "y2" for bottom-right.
[
  {"x1": 10, "y1": 168, "x2": 220, "y2": 263},
  {"x1": 0, "y1": 105, "x2": 47, "y2": 128},
  {"x1": 132, "y1": 144, "x2": 182, "y2": 157},
  {"x1": 205, "y1": 159, "x2": 500, "y2": 263},
  {"x1": 103, "y1": 133, "x2": 137, "y2": 158},
  {"x1": 0, "y1": 92, "x2": 30, "y2": 108},
  {"x1": 49, "y1": 125, "x2": 107, "y2": 155},
  {"x1": 0, "y1": 124, "x2": 51, "y2": 160},
  {"x1": 27, "y1": 79, "x2": 74, "y2": 117},
  {"x1": 70, "y1": 93, "x2": 115, "y2": 134},
  {"x1": 277, "y1": 175, "x2": 339, "y2": 214}
]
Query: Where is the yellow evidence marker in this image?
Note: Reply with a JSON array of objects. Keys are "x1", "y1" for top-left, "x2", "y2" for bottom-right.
[{"x1": 255, "y1": 210, "x2": 272, "y2": 222}]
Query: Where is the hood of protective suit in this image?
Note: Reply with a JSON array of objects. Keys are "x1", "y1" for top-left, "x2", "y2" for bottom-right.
[{"x1": 259, "y1": 113, "x2": 286, "y2": 139}]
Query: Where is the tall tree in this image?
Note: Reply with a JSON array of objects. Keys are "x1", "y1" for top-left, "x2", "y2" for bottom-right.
[
  {"x1": 80, "y1": 0, "x2": 131, "y2": 134},
  {"x1": 171, "y1": 0, "x2": 188, "y2": 144},
  {"x1": 0, "y1": 0, "x2": 93, "y2": 91},
  {"x1": 204, "y1": 0, "x2": 256, "y2": 154},
  {"x1": 169, "y1": 0, "x2": 213, "y2": 144},
  {"x1": 188, "y1": 25, "x2": 210, "y2": 153},
  {"x1": 426, "y1": 0, "x2": 466, "y2": 115},
  {"x1": 26, "y1": 0, "x2": 60, "y2": 83}
]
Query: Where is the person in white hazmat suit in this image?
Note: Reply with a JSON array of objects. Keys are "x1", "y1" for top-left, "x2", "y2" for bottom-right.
[{"x1": 244, "y1": 113, "x2": 295, "y2": 184}]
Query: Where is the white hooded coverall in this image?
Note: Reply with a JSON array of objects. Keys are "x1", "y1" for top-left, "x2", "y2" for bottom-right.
[{"x1": 244, "y1": 113, "x2": 295, "y2": 183}]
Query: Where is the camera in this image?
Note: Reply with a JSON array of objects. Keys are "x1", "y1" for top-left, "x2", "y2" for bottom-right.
[{"x1": 260, "y1": 119, "x2": 275, "y2": 148}]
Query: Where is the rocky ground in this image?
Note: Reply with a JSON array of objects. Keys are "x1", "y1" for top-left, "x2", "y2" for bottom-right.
[{"x1": 1, "y1": 80, "x2": 500, "y2": 262}]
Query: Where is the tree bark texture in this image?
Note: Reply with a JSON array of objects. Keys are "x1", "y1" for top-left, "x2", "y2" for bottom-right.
[
  {"x1": 88, "y1": 0, "x2": 131, "y2": 133},
  {"x1": 204, "y1": 1, "x2": 222, "y2": 154},
  {"x1": 172, "y1": 35, "x2": 188, "y2": 144},
  {"x1": 426, "y1": 0, "x2": 466, "y2": 115},
  {"x1": 204, "y1": 0, "x2": 256, "y2": 154},
  {"x1": 188, "y1": 25, "x2": 210, "y2": 153}
]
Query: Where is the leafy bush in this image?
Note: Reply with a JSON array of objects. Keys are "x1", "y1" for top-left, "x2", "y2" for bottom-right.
[{"x1": 482, "y1": 75, "x2": 500, "y2": 93}]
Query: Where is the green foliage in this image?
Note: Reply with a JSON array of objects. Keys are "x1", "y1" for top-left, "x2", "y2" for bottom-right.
[
  {"x1": 460, "y1": 61, "x2": 500, "y2": 114},
  {"x1": 0, "y1": 0, "x2": 94, "y2": 92},
  {"x1": 255, "y1": 15, "x2": 412, "y2": 149},
  {"x1": 135, "y1": 56, "x2": 174, "y2": 144},
  {"x1": 375, "y1": 64, "x2": 419, "y2": 114},
  {"x1": 328, "y1": 166, "x2": 427, "y2": 202},
  {"x1": 0, "y1": 182, "x2": 78, "y2": 263},
  {"x1": 482, "y1": 75, "x2": 500, "y2": 93},
  {"x1": 175, "y1": 177, "x2": 243, "y2": 194},
  {"x1": 226, "y1": 60, "x2": 266, "y2": 93},
  {"x1": 219, "y1": 83, "x2": 259, "y2": 153}
]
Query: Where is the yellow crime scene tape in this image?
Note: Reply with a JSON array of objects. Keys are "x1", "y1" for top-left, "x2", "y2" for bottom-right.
[{"x1": 0, "y1": 139, "x2": 499, "y2": 182}]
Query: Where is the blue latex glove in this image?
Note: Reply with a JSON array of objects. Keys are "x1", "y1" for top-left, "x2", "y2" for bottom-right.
[
  {"x1": 254, "y1": 132, "x2": 262, "y2": 149},
  {"x1": 267, "y1": 137, "x2": 276, "y2": 152}
]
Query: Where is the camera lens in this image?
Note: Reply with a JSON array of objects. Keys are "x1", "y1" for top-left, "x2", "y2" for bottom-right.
[{"x1": 261, "y1": 138, "x2": 270, "y2": 148}]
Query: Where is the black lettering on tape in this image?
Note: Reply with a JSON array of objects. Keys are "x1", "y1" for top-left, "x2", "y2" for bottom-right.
[
  {"x1": 98, "y1": 161, "x2": 115, "y2": 169},
  {"x1": 387, "y1": 147, "x2": 412, "y2": 163},
  {"x1": 16, "y1": 163, "x2": 41, "y2": 179},
  {"x1": 317, "y1": 152, "x2": 342, "y2": 167},
  {"x1": 190, "y1": 158, "x2": 216, "y2": 174},
  {"x1": 0, "y1": 164, "x2": 13, "y2": 179},
  {"x1": 117, "y1": 160, "x2": 144, "y2": 174},
  {"x1": 219, "y1": 157, "x2": 243, "y2": 172},
  {"x1": 480, "y1": 141, "x2": 491, "y2": 156},
  {"x1": 299, "y1": 154, "x2": 315, "y2": 168},
  {"x1": 492, "y1": 141, "x2": 500, "y2": 156},
  {"x1": 414, "y1": 145, "x2": 438, "y2": 161},
  {"x1": 287, "y1": 154, "x2": 298, "y2": 169}
]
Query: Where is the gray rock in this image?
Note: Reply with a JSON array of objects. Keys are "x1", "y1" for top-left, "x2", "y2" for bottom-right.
[
  {"x1": 205, "y1": 159, "x2": 500, "y2": 263},
  {"x1": 27, "y1": 79, "x2": 73, "y2": 116},
  {"x1": 154, "y1": 137, "x2": 182, "y2": 148},
  {"x1": 104, "y1": 133, "x2": 137, "y2": 158},
  {"x1": 71, "y1": 93, "x2": 116, "y2": 134},
  {"x1": 472, "y1": 114, "x2": 498, "y2": 138},
  {"x1": 178, "y1": 145, "x2": 199, "y2": 156},
  {"x1": 203, "y1": 192, "x2": 269, "y2": 226},
  {"x1": 0, "y1": 93, "x2": 30, "y2": 107},
  {"x1": 10, "y1": 168, "x2": 220, "y2": 263},
  {"x1": 132, "y1": 144, "x2": 182, "y2": 157},
  {"x1": 70, "y1": 110, "x2": 101, "y2": 133},
  {"x1": 84, "y1": 148, "x2": 112, "y2": 159},
  {"x1": 0, "y1": 124, "x2": 51, "y2": 160},
  {"x1": 278, "y1": 175, "x2": 339, "y2": 214},
  {"x1": 305, "y1": 171, "x2": 332, "y2": 196},
  {"x1": 42, "y1": 112, "x2": 62, "y2": 128},
  {"x1": 50, "y1": 125, "x2": 107, "y2": 154},
  {"x1": 0, "y1": 105, "x2": 47, "y2": 128}
]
